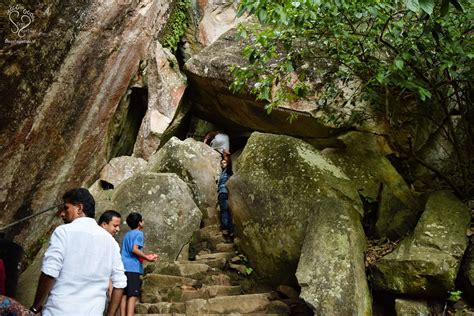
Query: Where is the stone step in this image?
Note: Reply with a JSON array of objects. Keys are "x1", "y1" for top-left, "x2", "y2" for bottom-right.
[
  {"x1": 215, "y1": 242, "x2": 235, "y2": 252},
  {"x1": 136, "y1": 302, "x2": 185, "y2": 314},
  {"x1": 192, "y1": 257, "x2": 227, "y2": 269},
  {"x1": 195, "y1": 224, "x2": 226, "y2": 250},
  {"x1": 150, "y1": 261, "x2": 211, "y2": 280},
  {"x1": 141, "y1": 274, "x2": 199, "y2": 303},
  {"x1": 203, "y1": 273, "x2": 232, "y2": 286},
  {"x1": 181, "y1": 285, "x2": 242, "y2": 301},
  {"x1": 135, "y1": 313, "x2": 272, "y2": 316},
  {"x1": 229, "y1": 263, "x2": 248, "y2": 274},
  {"x1": 195, "y1": 252, "x2": 234, "y2": 261},
  {"x1": 135, "y1": 314, "x2": 185, "y2": 316},
  {"x1": 185, "y1": 293, "x2": 273, "y2": 314}
]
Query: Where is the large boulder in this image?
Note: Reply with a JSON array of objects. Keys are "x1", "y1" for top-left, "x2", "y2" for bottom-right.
[
  {"x1": 394, "y1": 299, "x2": 431, "y2": 316},
  {"x1": 322, "y1": 131, "x2": 422, "y2": 240},
  {"x1": 0, "y1": 0, "x2": 174, "y2": 251},
  {"x1": 371, "y1": 190, "x2": 470, "y2": 297},
  {"x1": 145, "y1": 137, "x2": 222, "y2": 225},
  {"x1": 111, "y1": 172, "x2": 202, "y2": 261},
  {"x1": 132, "y1": 41, "x2": 187, "y2": 160},
  {"x1": 184, "y1": 29, "x2": 342, "y2": 138},
  {"x1": 99, "y1": 156, "x2": 147, "y2": 188},
  {"x1": 226, "y1": 132, "x2": 364, "y2": 285},
  {"x1": 296, "y1": 198, "x2": 372, "y2": 315},
  {"x1": 88, "y1": 156, "x2": 147, "y2": 216}
]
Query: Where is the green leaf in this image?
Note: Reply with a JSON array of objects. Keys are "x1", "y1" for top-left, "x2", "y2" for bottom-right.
[
  {"x1": 264, "y1": 103, "x2": 273, "y2": 114},
  {"x1": 258, "y1": 9, "x2": 267, "y2": 22},
  {"x1": 404, "y1": 0, "x2": 420, "y2": 12},
  {"x1": 394, "y1": 59, "x2": 404, "y2": 70},
  {"x1": 260, "y1": 86, "x2": 270, "y2": 100},
  {"x1": 419, "y1": 0, "x2": 434, "y2": 15},
  {"x1": 418, "y1": 86, "x2": 432, "y2": 101}
]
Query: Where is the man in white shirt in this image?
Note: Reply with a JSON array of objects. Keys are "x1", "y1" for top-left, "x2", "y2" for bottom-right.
[{"x1": 30, "y1": 188, "x2": 127, "y2": 316}]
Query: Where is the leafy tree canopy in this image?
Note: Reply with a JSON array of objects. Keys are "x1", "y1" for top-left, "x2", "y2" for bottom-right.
[{"x1": 231, "y1": 0, "x2": 473, "y2": 196}]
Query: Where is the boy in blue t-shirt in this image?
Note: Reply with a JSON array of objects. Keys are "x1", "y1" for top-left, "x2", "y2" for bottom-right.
[{"x1": 120, "y1": 212, "x2": 158, "y2": 316}]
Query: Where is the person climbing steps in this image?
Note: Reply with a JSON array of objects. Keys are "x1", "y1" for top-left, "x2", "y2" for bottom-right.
[{"x1": 217, "y1": 158, "x2": 234, "y2": 243}]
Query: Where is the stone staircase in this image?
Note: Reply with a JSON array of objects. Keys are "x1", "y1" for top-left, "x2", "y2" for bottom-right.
[{"x1": 135, "y1": 224, "x2": 312, "y2": 315}]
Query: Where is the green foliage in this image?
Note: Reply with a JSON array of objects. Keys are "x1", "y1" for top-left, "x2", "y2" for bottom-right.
[
  {"x1": 447, "y1": 290, "x2": 463, "y2": 301},
  {"x1": 231, "y1": 0, "x2": 474, "y2": 197},
  {"x1": 245, "y1": 266, "x2": 254, "y2": 275},
  {"x1": 161, "y1": 0, "x2": 190, "y2": 53}
]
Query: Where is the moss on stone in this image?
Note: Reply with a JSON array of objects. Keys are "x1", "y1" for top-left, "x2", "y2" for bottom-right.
[{"x1": 160, "y1": 0, "x2": 190, "y2": 53}]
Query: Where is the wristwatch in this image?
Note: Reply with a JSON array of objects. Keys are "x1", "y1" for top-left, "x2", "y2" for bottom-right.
[{"x1": 30, "y1": 306, "x2": 42, "y2": 313}]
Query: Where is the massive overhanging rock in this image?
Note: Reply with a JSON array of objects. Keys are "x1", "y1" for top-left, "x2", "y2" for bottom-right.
[
  {"x1": 0, "y1": 0, "x2": 173, "y2": 249},
  {"x1": 226, "y1": 132, "x2": 371, "y2": 315},
  {"x1": 184, "y1": 30, "x2": 334, "y2": 137},
  {"x1": 184, "y1": 28, "x2": 384, "y2": 138},
  {"x1": 111, "y1": 172, "x2": 202, "y2": 261}
]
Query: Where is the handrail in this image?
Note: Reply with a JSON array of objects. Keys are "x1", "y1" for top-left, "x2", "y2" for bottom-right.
[{"x1": 0, "y1": 204, "x2": 63, "y2": 231}]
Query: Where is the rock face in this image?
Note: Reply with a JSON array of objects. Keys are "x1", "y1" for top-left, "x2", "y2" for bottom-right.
[
  {"x1": 111, "y1": 172, "x2": 202, "y2": 261},
  {"x1": 182, "y1": 0, "x2": 247, "y2": 60},
  {"x1": 145, "y1": 137, "x2": 222, "y2": 225},
  {"x1": 371, "y1": 191, "x2": 470, "y2": 297},
  {"x1": 0, "y1": 0, "x2": 174, "y2": 250},
  {"x1": 133, "y1": 41, "x2": 187, "y2": 160}
]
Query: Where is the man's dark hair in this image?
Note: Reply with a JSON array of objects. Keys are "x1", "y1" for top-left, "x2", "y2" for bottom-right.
[
  {"x1": 126, "y1": 212, "x2": 143, "y2": 229},
  {"x1": 62, "y1": 188, "x2": 96, "y2": 218},
  {"x1": 98, "y1": 210, "x2": 121, "y2": 225}
]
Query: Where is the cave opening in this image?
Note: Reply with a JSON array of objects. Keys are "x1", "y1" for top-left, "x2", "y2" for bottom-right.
[{"x1": 107, "y1": 87, "x2": 148, "y2": 160}]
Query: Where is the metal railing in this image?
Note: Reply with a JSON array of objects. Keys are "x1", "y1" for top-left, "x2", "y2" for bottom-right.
[{"x1": 0, "y1": 204, "x2": 63, "y2": 232}]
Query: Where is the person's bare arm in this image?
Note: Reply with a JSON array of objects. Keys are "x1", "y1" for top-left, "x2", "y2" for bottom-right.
[
  {"x1": 106, "y1": 287, "x2": 123, "y2": 316},
  {"x1": 31, "y1": 272, "x2": 55, "y2": 313},
  {"x1": 132, "y1": 245, "x2": 157, "y2": 262}
]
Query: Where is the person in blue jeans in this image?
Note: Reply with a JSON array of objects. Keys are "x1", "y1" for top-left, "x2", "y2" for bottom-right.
[
  {"x1": 120, "y1": 212, "x2": 157, "y2": 316},
  {"x1": 218, "y1": 158, "x2": 234, "y2": 242}
]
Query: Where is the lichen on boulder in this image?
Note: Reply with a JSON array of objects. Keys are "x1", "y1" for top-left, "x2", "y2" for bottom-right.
[
  {"x1": 371, "y1": 190, "x2": 470, "y2": 297},
  {"x1": 227, "y1": 132, "x2": 371, "y2": 314}
]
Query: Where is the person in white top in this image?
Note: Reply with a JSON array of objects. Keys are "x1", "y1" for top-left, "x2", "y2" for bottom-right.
[
  {"x1": 30, "y1": 188, "x2": 127, "y2": 316},
  {"x1": 204, "y1": 131, "x2": 230, "y2": 156}
]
